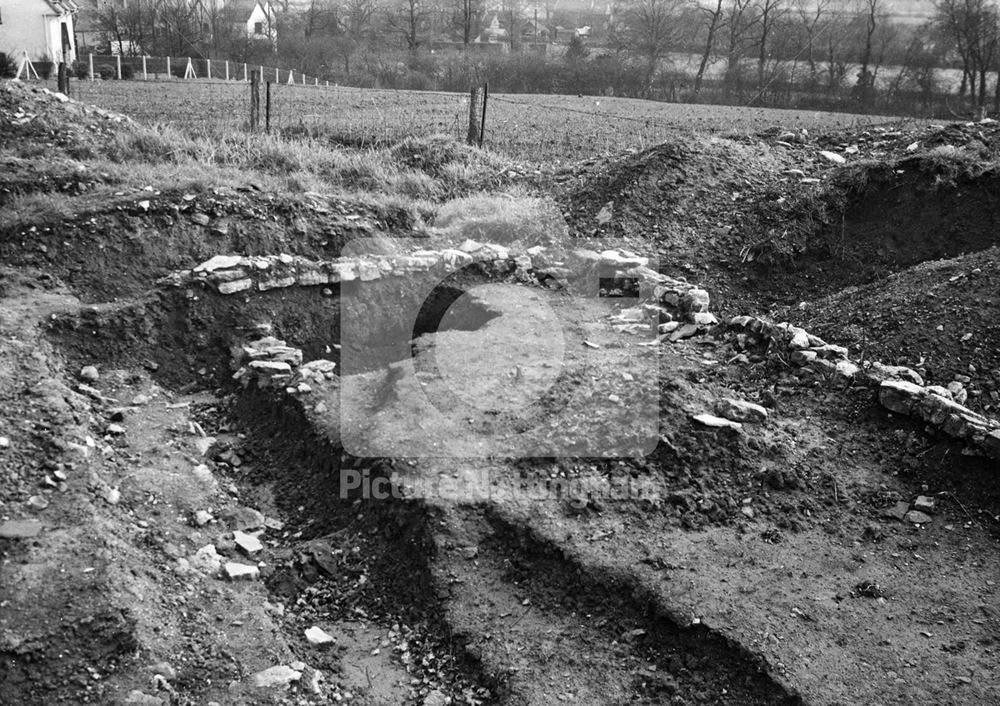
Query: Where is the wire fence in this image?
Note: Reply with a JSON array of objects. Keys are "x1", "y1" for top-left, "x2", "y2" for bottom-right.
[
  {"x1": 14, "y1": 53, "x2": 902, "y2": 162},
  {"x1": 76, "y1": 53, "x2": 329, "y2": 86}
]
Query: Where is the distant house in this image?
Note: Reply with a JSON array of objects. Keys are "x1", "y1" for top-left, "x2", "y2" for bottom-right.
[
  {"x1": 0, "y1": 0, "x2": 78, "y2": 65},
  {"x1": 240, "y1": 0, "x2": 276, "y2": 45},
  {"x1": 475, "y1": 14, "x2": 507, "y2": 44}
]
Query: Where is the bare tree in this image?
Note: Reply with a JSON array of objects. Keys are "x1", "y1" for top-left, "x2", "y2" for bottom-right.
[
  {"x1": 755, "y1": 0, "x2": 787, "y2": 93},
  {"x1": 617, "y1": 0, "x2": 692, "y2": 96},
  {"x1": 935, "y1": 0, "x2": 1000, "y2": 110},
  {"x1": 723, "y1": 0, "x2": 761, "y2": 98},
  {"x1": 693, "y1": 0, "x2": 725, "y2": 93},
  {"x1": 385, "y1": 0, "x2": 431, "y2": 49},
  {"x1": 454, "y1": 0, "x2": 484, "y2": 45}
]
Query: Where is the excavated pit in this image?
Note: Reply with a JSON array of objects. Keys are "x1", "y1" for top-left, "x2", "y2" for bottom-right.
[{"x1": 40, "y1": 263, "x2": 807, "y2": 704}]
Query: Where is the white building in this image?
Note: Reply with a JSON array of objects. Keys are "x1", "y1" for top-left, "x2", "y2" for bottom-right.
[
  {"x1": 0, "y1": 0, "x2": 78, "y2": 65},
  {"x1": 242, "y1": 1, "x2": 276, "y2": 45}
]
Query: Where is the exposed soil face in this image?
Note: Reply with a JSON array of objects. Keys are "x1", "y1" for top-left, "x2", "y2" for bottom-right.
[{"x1": 3, "y1": 81, "x2": 1000, "y2": 706}]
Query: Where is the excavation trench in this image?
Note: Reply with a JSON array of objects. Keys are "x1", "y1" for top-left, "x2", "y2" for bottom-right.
[{"x1": 43, "y1": 265, "x2": 804, "y2": 704}]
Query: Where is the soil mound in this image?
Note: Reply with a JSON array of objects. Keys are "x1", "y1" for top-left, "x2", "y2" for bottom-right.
[{"x1": 784, "y1": 246, "x2": 1000, "y2": 414}]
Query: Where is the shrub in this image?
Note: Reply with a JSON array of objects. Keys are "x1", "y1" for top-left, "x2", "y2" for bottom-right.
[
  {"x1": 35, "y1": 60, "x2": 54, "y2": 80},
  {"x1": 98, "y1": 65, "x2": 116, "y2": 80},
  {"x1": 73, "y1": 61, "x2": 90, "y2": 79},
  {"x1": 119, "y1": 63, "x2": 135, "y2": 80},
  {"x1": 0, "y1": 53, "x2": 16, "y2": 79}
]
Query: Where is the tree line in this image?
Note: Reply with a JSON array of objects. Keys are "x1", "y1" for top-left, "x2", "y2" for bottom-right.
[{"x1": 89, "y1": 0, "x2": 1000, "y2": 117}]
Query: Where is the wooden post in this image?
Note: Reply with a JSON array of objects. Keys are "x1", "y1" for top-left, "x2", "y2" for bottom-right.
[
  {"x1": 275, "y1": 66, "x2": 279, "y2": 82},
  {"x1": 479, "y1": 82, "x2": 489, "y2": 148},
  {"x1": 57, "y1": 62, "x2": 67, "y2": 93},
  {"x1": 115, "y1": 54, "x2": 122, "y2": 79},
  {"x1": 207, "y1": 58, "x2": 212, "y2": 79},
  {"x1": 225, "y1": 60, "x2": 229, "y2": 81},
  {"x1": 265, "y1": 81, "x2": 272, "y2": 134},
  {"x1": 142, "y1": 55, "x2": 147, "y2": 80},
  {"x1": 166, "y1": 56, "x2": 171, "y2": 77},
  {"x1": 244, "y1": 63, "x2": 248, "y2": 81},
  {"x1": 88, "y1": 53, "x2": 94, "y2": 81},
  {"x1": 250, "y1": 71, "x2": 260, "y2": 131},
  {"x1": 466, "y1": 85, "x2": 482, "y2": 145},
  {"x1": 301, "y1": 72, "x2": 306, "y2": 85}
]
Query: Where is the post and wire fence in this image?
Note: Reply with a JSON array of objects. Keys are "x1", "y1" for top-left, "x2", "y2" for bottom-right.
[{"x1": 12, "y1": 49, "x2": 896, "y2": 162}]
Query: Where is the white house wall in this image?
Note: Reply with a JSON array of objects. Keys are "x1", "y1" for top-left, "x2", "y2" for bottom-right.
[{"x1": 0, "y1": 0, "x2": 76, "y2": 63}]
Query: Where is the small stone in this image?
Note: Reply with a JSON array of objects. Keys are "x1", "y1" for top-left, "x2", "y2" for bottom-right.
[
  {"x1": 904, "y1": 510, "x2": 932, "y2": 524},
  {"x1": 102, "y1": 487, "x2": 121, "y2": 505},
  {"x1": 305, "y1": 626, "x2": 336, "y2": 645},
  {"x1": 692, "y1": 413, "x2": 742, "y2": 431},
  {"x1": 132, "y1": 394, "x2": 152, "y2": 405},
  {"x1": 423, "y1": 690, "x2": 449, "y2": 706},
  {"x1": 106, "y1": 423, "x2": 126, "y2": 435},
  {"x1": 819, "y1": 150, "x2": 846, "y2": 164},
  {"x1": 879, "y1": 380, "x2": 925, "y2": 414},
  {"x1": 218, "y1": 278, "x2": 252, "y2": 295},
  {"x1": 679, "y1": 288, "x2": 710, "y2": 313},
  {"x1": 80, "y1": 365, "x2": 99, "y2": 382},
  {"x1": 913, "y1": 495, "x2": 936, "y2": 513},
  {"x1": 252, "y1": 665, "x2": 302, "y2": 688},
  {"x1": 716, "y1": 398, "x2": 769, "y2": 423},
  {"x1": 193, "y1": 510, "x2": 214, "y2": 526},
  {"x1": 691, "y1": 312, "x2": 718, "y2": 326},
  {"x1": 0, "y1": 437, "x2": 8, "y2": 449},
  {"x1": 224, "y1": 561, "x2": 260, "y2": 580},
  {"x1": 233, "y1": 530, "x2": 264, "y2": 555},
  {"x1": 789, "y1": 330, "x2": 811, "y2": 350},
  {"x1": 26, "y1": 495, "x2": 50, "y2": 510},
  {"x1": 194, "y1": 255, "x2": 244, "y2": 273},
  {"x1": 190, "y1": 544, "x2": 222, "y2": 574},
  {"x1": 190, "y1": 213, "x2": 211, "y2": 226}
]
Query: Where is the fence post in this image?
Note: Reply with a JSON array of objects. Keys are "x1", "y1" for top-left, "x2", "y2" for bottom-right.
[
  {"x1": 302, "y1": 72, "x2": 306, "y2": 85},
  {"x1": 466, "y1": 85, "x2": 482, "y2": 146},
  {"x1": 266, "y1": 81, "x2": 272, "y2": 134},
  {"x1": 115, "y1": 54, "x2": 122, "y2": 80},
  {"x1": 275, "y1": 66, "x2": 279, "y2": 82},
  {"x1": 167, "y1": 56, "x2": 171, "y2": 78},
  {"x1": 207, "y1": 58, "x2": 212, "y2": 80},
  {"x1": 244, "y1": 63, "x2": 248, "y2": 82},
  {"x1": 225, "y1": 60, "x2": 229, "y2": 81},
  {"x1": 250, "y1": 71, "x2": 260, "y2": 131},
  {"x1": 88, "y1": 53, "x2": 94, "y2": 81},
  {"x1": 142, "y1": 55, "x2": 147, "y2": 80},
  {"x1": 479, "y1": 82, "x2": 489, "y2": 148}
]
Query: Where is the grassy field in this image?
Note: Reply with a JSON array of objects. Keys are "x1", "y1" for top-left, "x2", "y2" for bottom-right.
[{"x1": 70, "y1": 78, "x2": 903, "y2": 163}]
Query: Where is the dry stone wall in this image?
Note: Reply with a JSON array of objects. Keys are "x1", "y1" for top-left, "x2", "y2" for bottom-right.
[
  {"x1": 182, "y1": 244, "x2": 1000, "y2": 461},
  {"x1": 726, "y1": 316, "x2": 1000, "y2": 460}
]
